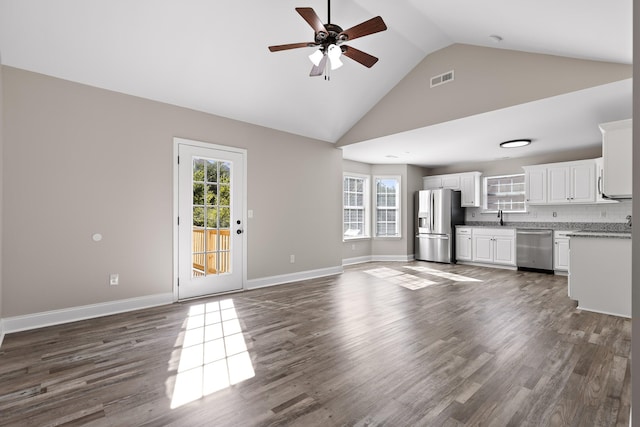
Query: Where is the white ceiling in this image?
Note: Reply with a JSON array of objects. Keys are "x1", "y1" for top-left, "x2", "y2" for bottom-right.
[{"x1": 0, "y1": 0, "x2": 632, "y2": 167}]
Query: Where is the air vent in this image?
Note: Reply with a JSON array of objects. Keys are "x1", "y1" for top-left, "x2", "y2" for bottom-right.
[{"x1": 430, "y1": 70, "x2": 454, "y2": 88}]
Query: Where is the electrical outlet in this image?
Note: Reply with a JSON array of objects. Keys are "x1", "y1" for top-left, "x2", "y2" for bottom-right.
[
  {"x1": 600, "y1": 211, "x2": 606, "y2": 218},
  {"x1": 351, "y1": 244, "x2": 356, "y2": 250},
  {"x1": 290, "y1": 254, "x2": 295, "y2": 264},
  {"x1": 110, "y1": 274, "x2": 119, "y2": 286}
]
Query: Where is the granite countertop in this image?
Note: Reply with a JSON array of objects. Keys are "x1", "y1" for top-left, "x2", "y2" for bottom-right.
[
  {"x1": 461, "y1": 221, "x2": 632, "y2": 234},
  {"x1": 565, "y1": 231, "x2": 632, "y2": 239}
]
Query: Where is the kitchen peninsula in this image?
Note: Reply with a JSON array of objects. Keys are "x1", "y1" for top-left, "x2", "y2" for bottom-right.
[{"x1": 567, "y1": 231, "x2": 631, "y2": 317}]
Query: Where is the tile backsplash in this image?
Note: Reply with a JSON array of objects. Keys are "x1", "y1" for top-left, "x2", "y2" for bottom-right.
[{"x1": 466, "y1": 200, "x2": 632, "y2": 224}]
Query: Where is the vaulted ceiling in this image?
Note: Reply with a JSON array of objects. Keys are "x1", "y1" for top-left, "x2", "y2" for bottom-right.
[{"x1": 0, "y1": 0, "x2": 632, "y2": 166}]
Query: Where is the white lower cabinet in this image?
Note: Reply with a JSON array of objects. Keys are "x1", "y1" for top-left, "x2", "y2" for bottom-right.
[
  {"x1": 471, "y1": 228, "x2": 516, "y2": 266},
  {"x1": 455, "y1": 227, "x2": 472, "y2": 261},
  {"x1": 553, "y1": 231, "x2": 571, "y2": 272}
]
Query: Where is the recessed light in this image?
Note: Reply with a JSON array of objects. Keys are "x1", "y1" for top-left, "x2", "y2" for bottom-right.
[
  {"x1": 489, "y1": 34, "x2": 503, "y2": 43},
  {"x1": 500, "y1": 139, "x2": 531, "y2": 148}
]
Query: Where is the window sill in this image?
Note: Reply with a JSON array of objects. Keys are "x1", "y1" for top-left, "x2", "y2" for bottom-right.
[
  {"x1": 343, "y1": 236, "x2": 371, "y2": 242},
  {"x1": 373, "y1": 236, "x2": 403, "y2": 240}
]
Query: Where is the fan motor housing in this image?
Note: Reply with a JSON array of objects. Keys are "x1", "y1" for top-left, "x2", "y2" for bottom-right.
[{"x1": 315, "y1": 23, "x2": 345, "y2": 45}]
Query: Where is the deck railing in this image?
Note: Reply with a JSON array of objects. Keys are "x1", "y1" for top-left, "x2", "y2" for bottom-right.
[{"x1": 192, "y1": 228, "x2": 231, "y2": 276}]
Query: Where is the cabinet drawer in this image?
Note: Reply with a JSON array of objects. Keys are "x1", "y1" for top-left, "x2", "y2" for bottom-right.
[
  {"x1": 456, "y1": 227, "x2": 472, "y2": 235},
  {"x1": 472, "y1": 227, "x2": 515, "y2": 237}
]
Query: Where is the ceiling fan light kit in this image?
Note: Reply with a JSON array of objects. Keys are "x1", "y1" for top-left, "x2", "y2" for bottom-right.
[{"x1": 268, "y1": 0, "x2": 387, "y2": 79}]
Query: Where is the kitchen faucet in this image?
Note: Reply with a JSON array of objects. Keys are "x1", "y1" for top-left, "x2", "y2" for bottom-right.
[{"x1": 498, "y1": 209, "x2": 504, "y2": 226}]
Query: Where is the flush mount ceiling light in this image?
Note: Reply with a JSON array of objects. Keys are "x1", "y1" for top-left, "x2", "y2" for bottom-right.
[{"x1": 500, "y1": 139, "x2": 532, "y2": 148}]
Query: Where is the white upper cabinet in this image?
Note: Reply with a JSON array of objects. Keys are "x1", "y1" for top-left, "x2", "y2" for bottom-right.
[
  {"x1": 523, "y1": 159, "x2": 595, "y2": 205},
  {"x1": 600, "y1": 119, "x2": 632, "y2": 199},
  {"x1": 459, "y1": 172, "x2": 482, "y2": 207},
  {"x1": 546, "y1": 162, "x2": 594, "y2": 204},
  {"x1": 523, "y1": 166, "x2": 547, "y2": 204},
  {"x1": 423, "y1": 172, "x2": 481, "y2": 207},
  {"x1": 423, "y1": 174, "x2": 460, "y2": 190}
]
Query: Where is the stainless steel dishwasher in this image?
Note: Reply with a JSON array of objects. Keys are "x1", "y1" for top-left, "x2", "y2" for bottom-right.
[{"x1": 516, "y1": 229, "x2": 553, "y2": 272}]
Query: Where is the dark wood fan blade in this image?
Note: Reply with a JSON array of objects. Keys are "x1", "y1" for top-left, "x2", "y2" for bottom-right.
[
  {"x1": 296, "y1": 7, "x2": 328, "y2": 35},
  {"x1": 310, "y1": 55, "x2": 328, "y2": 77},
  {"x1": 268, "y1": 42, "x2": 314, "y2": 52},
  {"x1": 339, "y1": 16, "x2": 387, "y2": 41},
  {"x1": 341, "y1": 45, "x2": 379, "y2": 68}
]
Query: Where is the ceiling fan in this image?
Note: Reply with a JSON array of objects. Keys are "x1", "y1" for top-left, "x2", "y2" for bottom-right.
[{"x1": 268, "y1": 1, "x2": 387, "y2": 77}]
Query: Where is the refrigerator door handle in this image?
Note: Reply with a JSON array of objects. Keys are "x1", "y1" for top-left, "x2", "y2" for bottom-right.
[
  {"x1": 431, "y1": 193, "x2": 435, "y2": 230},
  {"x1": 420, "y1": 234, "x2": 449, "y2": 240}
]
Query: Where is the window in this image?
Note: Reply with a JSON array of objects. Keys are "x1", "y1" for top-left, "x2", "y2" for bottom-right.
[
  {"x1": 375, "y1": 176, "x2": 401, "y2": 237},
  {"x1": 483, "y1": 174, "x2": 526, "y2": 212},
  {"x1": 343, "y1": 174, "x2": 369, "y2": 239}
]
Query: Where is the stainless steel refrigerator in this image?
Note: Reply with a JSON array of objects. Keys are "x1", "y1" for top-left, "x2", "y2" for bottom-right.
[{"x1": 415, "y1": 189, "x2": 465, "y2": 263}]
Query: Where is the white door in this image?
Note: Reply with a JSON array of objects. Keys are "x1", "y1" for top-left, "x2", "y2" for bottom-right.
[{"x1": 178, "y1": 143, "x2": 244, "y2": 299}]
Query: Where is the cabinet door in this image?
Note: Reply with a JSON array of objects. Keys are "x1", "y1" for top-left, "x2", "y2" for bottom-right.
[
  {"x1": 472, "y1": 235, "x2": 493, "y2": 263},
  {"x1": 547, "y1": 167, "x2": 571, "y2": 204},
  {"x1": 460, "y1": 174, "x2": 479, "y2": 207},
  {"x1": 441, "y1": 175, "x2": 461, "y2": 190},
  {"x1": 424, "y1": 177, "x2": 442, "y2": 189},
  {"x1": 493, "y1": 236, "x2": 515, "y2": 265},
  {"x1": 525, "y1": 168, "x2": 546, "y2": 204},
  {"x1": 456, "y1": 234, "x2": 472, "y2": 261},
  {"x1": 554, "y1": 238, "x2": 570, "y2": 271},
  {"x1": 570, "y1": 163, "x2": 595, "y2": 203},
  {"x1": 601, "y1": 119, "x2": 632, "y2": 198}
]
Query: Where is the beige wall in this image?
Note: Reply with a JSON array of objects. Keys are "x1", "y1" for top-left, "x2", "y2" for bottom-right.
[
  {"x1": 338, "y1": 44, "x2": 632, "y2": 146},
  {"x1": 2, "y1": 66, "x2": 343, "y2": 317}
]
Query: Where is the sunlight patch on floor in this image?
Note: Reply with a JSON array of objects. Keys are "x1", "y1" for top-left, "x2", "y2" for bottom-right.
[
  {"x1": 170, "y1": 299, "x2": 255, "y2": 409},
  {"x1": 404, "y1": 265, "x2": 482, "y2": 282},
  {"x1": 364, "y1": 267, "x2": 438, "y2": 290}
]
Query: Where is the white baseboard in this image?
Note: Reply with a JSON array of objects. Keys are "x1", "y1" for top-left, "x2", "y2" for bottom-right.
[
  {"x1": 371, "y1": 254, "x2": 415, "y2": 262},
  {"x1": 0, "y1": 319, "x2": 5, "y2": 348},
  {"x1": 455, "y1": 261, "x2": 517, "y2": 270},
  {"x1": 2, "y1": 293, "x2": 174, "y2": 335},
  {"x1": 342, "y1": 256, "x2": 373, "y2": 266},
  {"x1": 577, "y1": 305, "x2": 631, "y2": 319},
  {"x1": 245, "y1": 266, "x2": 343, "y2": 290},
  {"x1": 343, "y1": 254, "x2": 415, "y2": 266}
]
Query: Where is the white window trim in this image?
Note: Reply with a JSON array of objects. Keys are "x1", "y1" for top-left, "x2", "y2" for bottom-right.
[
  {"x1": 374, "y1": 175, "x2": 401, "y2": 238},
  {"x1": 343, "y1": 172, "x2": 371, "y2": 241}
]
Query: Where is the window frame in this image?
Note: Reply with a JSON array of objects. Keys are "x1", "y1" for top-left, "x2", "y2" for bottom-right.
[
  {"x1": 342, "y1": 173, "x2": 370, "y2": 241},
  {"x1": 482, "y1": 173, "x2": 527, "y2": 213},
  {"x1": 374, "y1": 175, "x2": 401, "y2": 238}
]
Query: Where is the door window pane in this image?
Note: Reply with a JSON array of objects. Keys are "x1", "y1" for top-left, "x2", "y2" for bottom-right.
[{"x1": 192, "y1": 157, "x2": 233, "y2": 278}]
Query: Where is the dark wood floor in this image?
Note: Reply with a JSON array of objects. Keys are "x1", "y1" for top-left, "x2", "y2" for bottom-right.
[{"x1": 0, "y1": 261, "x2": 631, "y2": 426}]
